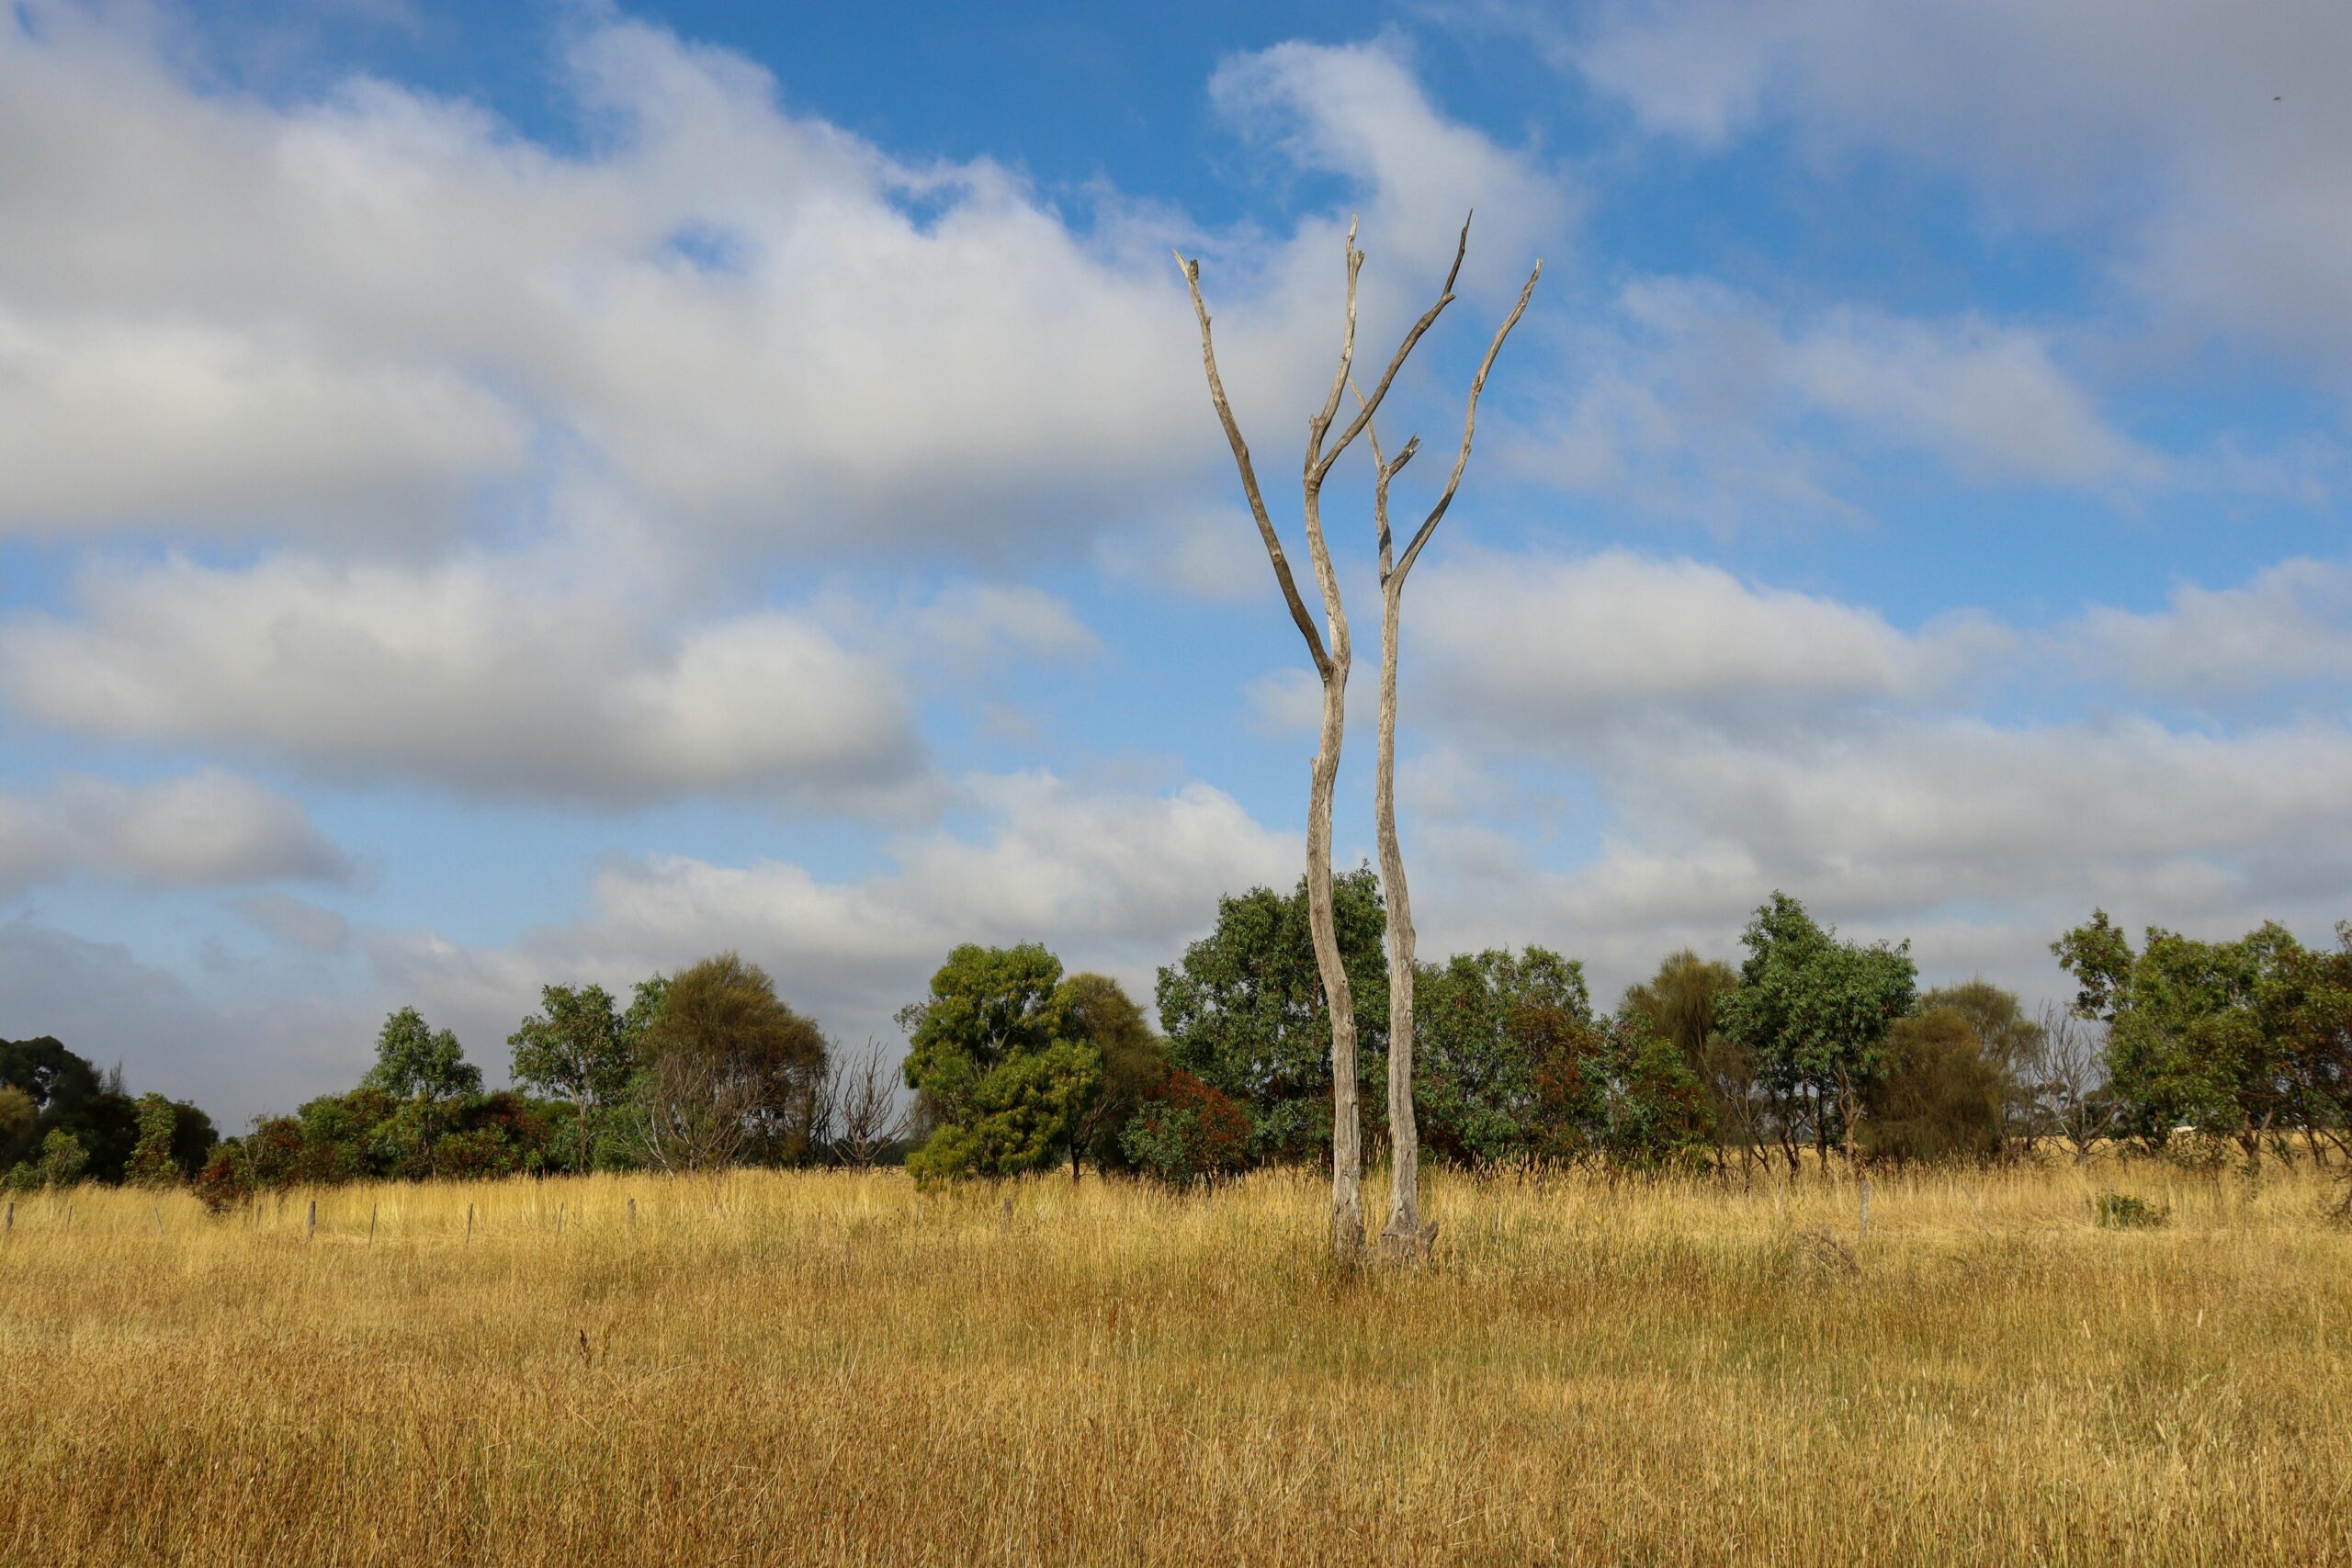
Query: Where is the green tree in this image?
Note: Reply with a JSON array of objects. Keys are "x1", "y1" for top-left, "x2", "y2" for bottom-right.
[
  {"x1": 1717, "y1": 893, "x2": 1917, "y2": 1168},
  {"x1": 33, "y1": 1126, "x2": 87, "y2": 1188},
  {"x1": 509, "y1": 983, "x2": 634, "y2": 1172},
  {"x1": 1156, "y1": 868, "x2": 1388, "y2": 1164},
  {"x1": 1620, "y1": 950, "x2": 1746, "y2": 1172},
  {"x1": 638, "y1": 953, "x2": 828, "y2": 1171},
  {"x1": 125, "y1": 1092, "x2": 181, "y2": 1189},
  {"x1": 362, "y1": 1008, "x2": 482, "y2": 1101},
  {"x1": 2054, "y1": 912, "x2": 2306, "y2": 1159},
  {"x1": 901, "y1": 943, "x2": 1100, "y2": 1180},
  {"x1": 1860, "y1": 1007, "x2": 2006, "y2": 1166},
  {"x1": 1057, "y1": 972, "x2": 1169, "y2": 1179},
  {"x1": 1918, "y1": 979, "x2": 2041, "y2": 1154},
  {"x1": 1413, "y1": 946, "x2": 1589, "y2": 1166}
]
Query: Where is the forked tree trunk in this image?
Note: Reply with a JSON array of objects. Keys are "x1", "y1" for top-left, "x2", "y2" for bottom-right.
[
  {"x1": 1360, "y1": 253, "x2": 1540, "y2": 1262},
  {"x1": 1177, "y1": 221, "x2": 1466, "y2": 1261}
]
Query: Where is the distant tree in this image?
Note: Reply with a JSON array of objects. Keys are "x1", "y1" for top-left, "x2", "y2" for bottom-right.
[
  {"x1": 1121, "y1": 1069, "x2": 1250, "y2": 1185},
  {"x1": 1620, "y1": 950, "x2": 1747, "y2": 1173},
  {"x1": 900, "y1": 943, "x2": 1100, "y2": 1181},
  {"x1": 1918, "y1": 980, "x2": 2042, "y2": 1155},
  {"x1": 1860, "y1": 1007, "x2": 2006, "y2": 1166},
  {"x1": 2025, "y1": 1003, "x2": 2120, "y2": 1163},
  {"x1": 2254, "y1": 924, "x2": 2352, "y2": 1161},
  {"x1": 1521, "y1": 1008, "x2": 1712, "y2": 1169},
  {"x1": 509, "y1": 983, "x2": 634, "y2": 1172},
  {"x1": 1057, "y1": 973, "x2": 1169, "y2": 1180},
  {"x1": 1413, "y1": 947, "x2": 1589, "y2": 1167},
  {"x1": 1717, "y1": 893, "x2": 1917, "y2": 1168},
  {"x1": 638, "y1": 953, "x2": 829, "y2": 1172},
  {"x1": 0, "y1": 1084, "x2": 34, "y2": 1169},
  {"x1": 362, "y1": 1008, "x2": 481, "y2": 1101},
  {"x1": 28, "y1": 1126, "x2": 87, "y2": 1189},
  {"x1": 0, "y1": 1035, "x2": 101, "y2": 1115},
  {"x1": 1158, "y1": 869, "x2": 1388, "y2": 1166},
  {"x1": 2054, "y1": 911, "x2": 2305, "y2": 1161},
  {"x1": 124, "y1": 1092, "x2": 181, "y2": 1189},
  {"x1": 816, "y1": 1040, "x2": 914, "y2": 1168}
]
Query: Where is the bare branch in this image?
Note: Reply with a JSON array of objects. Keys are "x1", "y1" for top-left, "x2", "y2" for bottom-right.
[
  {"x1": 1310, "y1": 212, "x2": 1473, "y2": 490},
  {"x1": 1174, "y1": 249, "x2": 1332, "y2": 676},
  {"x1": 1350, "y1": 376, "x2": 1418, "y2": 577},
  {"x1": 1394, "y1": 257, "x2": 1542, "y2": 585},
  {"x1": 1306, "y1": 216, "x2": 1364, "y2": 470}
]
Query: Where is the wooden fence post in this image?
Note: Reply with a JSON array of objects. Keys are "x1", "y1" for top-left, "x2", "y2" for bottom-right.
[
  {"x1": 307, "y1": 1199, "x2": 317, "y2": 1241},
  {"x1": 5, "y1": 1200, "x2": 12, "y2": 1232},
  {"x1": 369, "y1": 1203, "x2": 378, "y2": 1244},
  {"x1": 466, "y1": 1201, "x2": 474, "y2": 1245},
  {"x1": 1859, "y1": 1178, "x2": 1871, "y2": 1248}
]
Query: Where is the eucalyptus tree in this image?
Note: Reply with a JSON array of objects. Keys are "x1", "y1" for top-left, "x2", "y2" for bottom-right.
[{"x1": 1174, "y1": 220, "x2": 1469, "y2": 1259}]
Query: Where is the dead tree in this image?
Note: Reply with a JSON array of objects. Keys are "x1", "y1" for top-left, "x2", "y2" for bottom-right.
[
  {"x1": 1176, "y1": 220, "x2": 1463, "y2": 1258},
  {"x1": 1358, "y1": 243, "x2": 1540, "y2": 1261}
]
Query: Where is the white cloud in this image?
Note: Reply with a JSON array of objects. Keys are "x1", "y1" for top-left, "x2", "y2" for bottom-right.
[
  {"x1": 0, "y1": 769, "x2": 350, "y2": 894},
  {"x1": 0, "y1": 554, "x2": 929, "y2": 807},
  {"x1": 0, "y1": 9, "x2": 1566, "y2": 558},
  {"x1": 1412, "y1": 548, "x2": 2003, "y2": 734},
  {"x1": 1562, "y1": 0, "x2": 2352, "y2": 365},
  {"x1": 916, "y1": 584, "x2": 1101, "y2": 665},
  {"x1": 233, "y1": 892, "x2": 353, "y2": 953},
  {"x1": 1502, "y1": 279, "x2": 2157, "y2": 525},
  {"x1": 2062, "y1": 557, "x2": 2352, "y2": 698}
]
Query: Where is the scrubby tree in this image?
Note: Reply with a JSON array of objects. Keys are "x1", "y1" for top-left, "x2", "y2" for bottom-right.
[
  {"x1": 816, "y1": 1040, "x2": 914, "y2": 1168},
  {"x1": 1919, "y1": 980, "x2": 2043, "y2": 1154},
  {"x1": 509, "y1": 983, "x2": 634, "y2": 1172},
  {"x1": 1860, "y1": 1007, "x2": 2006, "y2": 1166},
  {"x1": 1620, "y1": 950, "x2": 1749, "y2": 1173},
  {"x1": 1121, "y1": 1070, "x2": 1250, "y2": 1185},
  {"x1": 2054, "y1": 911, "x2": 2306, "y2": 1161},
  {"x1": 900, "y1": 943, "x2": 1099, "y2": 1180},
  {"x1": 1414, "y1": 947, "x2": 1588, "y2": 1167},
  {"x1": 1158, "y1": 870, "x2": 1388, "y2": 1166},
  {"x1": 1058, "y1": 972, "x2": 1169, "y2": 1180},
  {"x1": 124, "y1": 1092, "x2": 181, "y2": 1189},
  {"x1": 638, "y1": 953, "x2": 828, "y2": 1172},
  {"x1": 362, "y1": 1008, "x2": 481, "y2": 1101},
  {"x1": 1718, "y1": 893, "x2": 1917, "y2": 1168}
]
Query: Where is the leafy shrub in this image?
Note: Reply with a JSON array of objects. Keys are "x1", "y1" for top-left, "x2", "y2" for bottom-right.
[
  {"x1": 1121, "y1": 1071, "x2": 1250, "y2": 1185},
  {"x1": 2093, "y1": 1190, "x2": 2168, "y2": 1229}
]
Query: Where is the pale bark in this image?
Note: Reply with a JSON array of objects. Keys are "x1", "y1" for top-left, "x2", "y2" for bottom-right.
[
  {"x1": 1175, "y1": 222, "x2": 1464, "y2": 1260},
  {"x1": 1360, "y1": 251, "x2": 1540, "y2": 1262}
]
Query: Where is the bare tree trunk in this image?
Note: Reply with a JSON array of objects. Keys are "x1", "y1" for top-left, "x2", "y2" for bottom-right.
[
  {"x1": 1358, "y1": 251, "x2": 1541, "y2": 1263},
  {"x1": 1176, "y1": 221, "x2": 1465, "y2": 1262}
]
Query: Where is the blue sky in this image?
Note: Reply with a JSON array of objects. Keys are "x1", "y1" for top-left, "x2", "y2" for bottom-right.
[{"x1": 3, "y1": 0, "x2": 2348, "y2": 1124}]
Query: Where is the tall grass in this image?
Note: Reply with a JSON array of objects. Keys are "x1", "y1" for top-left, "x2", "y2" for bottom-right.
[{"x1": 4, "y1": 1160, "x2": 2347, "y2": 1565}]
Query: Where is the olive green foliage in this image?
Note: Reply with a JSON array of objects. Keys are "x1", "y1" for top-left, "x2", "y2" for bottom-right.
[
  {"x1": 2053, "y1": 911, "x2": 2334, "y2": 1156},
  {"x1": 361, "y1": 1008, "x2": 482, "y2": 1101},
  {"x1": 1413, "y1": 946, "x2": 1589, "y2": 1166},
  {"x1": 0, "y1": 1035, "x2": 209, "y2": 1186},
  {"x1": 508, "y1": 983, "x2": 636, "y2": 1172},
  {"x1": 1620, "y1": 950, "x2": 1747, "y2": 1161},
  {"x1": 901, "y1": 943, "x2": 1101, "y2": 1180},
  {"x1": 1717, "y1": 892, "x2": 1917, "y2": 1164},
  {"x1": 1058, "y1": 973, "x2": 1170, "y2": 1178},
  {"x1": 639, "y1": 953, "x2": 829, "y2": 1171},
  {"x1": 1860, "y1": 1007, "x2": 2006, "y2": 1165},
  {"x1": 124, "y1": 1092, "x2": 182, "y2": 1189},
  {"x1": 1156, "y1": 867, "x2": 1388, "y2": 1162}
]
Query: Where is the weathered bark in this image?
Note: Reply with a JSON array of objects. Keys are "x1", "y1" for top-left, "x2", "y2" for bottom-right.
[
  {"x1": 1175, "y1": 221, "x2": 1465, "y2": 1260},
  {"x1": 1360, "y1": 250, "x2": 1540, "y2": 1263}
]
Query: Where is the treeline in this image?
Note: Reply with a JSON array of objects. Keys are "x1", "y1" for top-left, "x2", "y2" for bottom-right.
[
  {"x1": 2, "y1": 1038, "x2": 216, "y2": 1192},
  {"x1": 8, "y1": 882, "x2": 2347, "y2": 1201}
]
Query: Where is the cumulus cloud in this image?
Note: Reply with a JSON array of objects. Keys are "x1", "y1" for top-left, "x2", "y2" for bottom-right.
[
  {"x1": 1559, "y1": 0, "x2": 2352, "y2": 365},
  {"x1": 1502, "y1": 279, "x2": 2157, "y2": 526},
  {"x1": 2061, "y1": 557, "x2": 2352, "y2": 698},
  {"x1": 0, "y1": 770, "x2": 351, "y2": 894},
  {"x1": 1411, "y1": 548, "x2": 2004, "y2": 735},
  {"x1": 0, "y1": 8, "x2": 1566, "y2": 558},
  {"x1": 0, "y1": 554, "x2": 929, "y2": 807}
]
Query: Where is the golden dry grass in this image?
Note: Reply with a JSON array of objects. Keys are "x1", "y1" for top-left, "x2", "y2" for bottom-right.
[{"x1": 3, "y1": 1160, "x2": 2349, "y2": 1566}]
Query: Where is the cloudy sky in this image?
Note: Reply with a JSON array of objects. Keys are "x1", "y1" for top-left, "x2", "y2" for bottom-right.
[{"x1": 4, "y1": 0, "x2": 2346, "y2": 1124}]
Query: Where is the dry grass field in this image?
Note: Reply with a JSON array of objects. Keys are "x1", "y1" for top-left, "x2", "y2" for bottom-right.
[{"x1": 4, "y1": 1161, "x2": 2349, "y2": 1566}]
